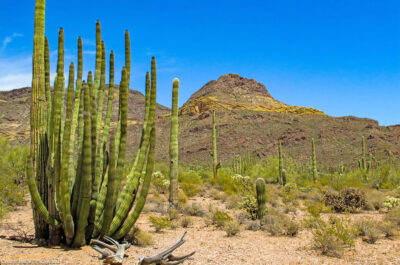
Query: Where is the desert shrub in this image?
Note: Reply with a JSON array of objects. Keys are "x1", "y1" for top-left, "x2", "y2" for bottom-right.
[
  {"x1": 125, "y1": 227, "x2": 154, "y2": 247},
  {"x1": 152, "y1": 171, "x2": 170, "y2": 194},
  {"x1": 168, "y1": 208, "x2": 180, "y2": 220},
  {"x1": 181, "y1": 183, "x2": 198, "y2": 197},
  {"x1": 364, "y1": 190, "x2": 386, "y2": 210},
  {"x1": 245, "y1": 220, "x2": 261, "y2": 231},
  {"x1": 282, "y1": 218, "x2": 300, "y2": 237},
  {"x1": 183, "y1": 203, "x2": 205, "y2": 217},
  {"x1": 354, "y1": 219, "x2": 380, "y2": 244},
  {"x1": 379, "y1": 222, "x2": 397, "y2": 238},
  {"x1": 323, "y1": 187, "x2": 365, "y2": 213},
  {"x1": 148, "y1": 216, "x2": 171, "y2": 232},
  {"x1": 386, "y1": 206, "x2": 400, "y2": 226},
  {"x1": 383, "y1": 196, "x2": 400, "y2": 210},
  {"x1": 305, "y1": 206, "x2": 355, "y2": 257},
  {"x1": 212, "y1": 209, "x2": 233, "y2": 228},
  {"x1": 234, "y1": 211, "x2": 252, "y2": 225},
  {"x1": 239, "y1": 195, "x2": 258, "y2": 220},
  {"x1": 177, "y1": 189, "x2": 188, "y2": 207},
  {"x1": 261, "y1": 215, "x2": 283, "y2": 236},
  {"x1": 180, "y1": 216, "x2": 193, "y2": 228},
  {"x1": 0, "y1": 138, "x2": 29, "y2": 219},
  {"x1": 225, "y1": 194, "x2": 241, "y2": 209},
  {"x1": 224, "y1": 220, "x2": 241, "y2": 237}
]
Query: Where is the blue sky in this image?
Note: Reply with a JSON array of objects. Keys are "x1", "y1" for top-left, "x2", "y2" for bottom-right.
[{"x1": 0, "y1": 0, "x2": 399, "y2": 125}]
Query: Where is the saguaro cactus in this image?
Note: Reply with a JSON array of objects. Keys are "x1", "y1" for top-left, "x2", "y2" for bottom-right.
[
  {"x1": 29, "y1": 0, "x2": 158, "y2": 247},
  {"x1": 169, "y1": 78, "x2": 179, "y2": 209},
  {"x1": 212, "y1": 110, "x2": 220, "y2": 178},
  {"x1": 311, "y1": 138, "x2": 317, "y2": 182},
  {"x1": 361, "y1": 136, "x2": 366, "y2": 170},
  {"x1": 281, "y1": 169, "x2": 287, "y2": 186},
  {"x1": 278, "y1": 140, "x2": 283, "y2": 185},
  {"x1": 256, "y1": 178, "x2": 266, "y2": 219}
]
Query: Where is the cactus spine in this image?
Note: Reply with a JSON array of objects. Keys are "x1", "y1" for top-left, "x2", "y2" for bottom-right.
[
  {"x1": 169, "y1": 78, "x2": 179, "y2": 209},
  {"x1": 212, "y1": 110, "x2": 220, "y2": 178},
  {"x1": 29, "y1": 0, "x2": 158, "y2": 246},
  {"x1": 311, "y1": 138, "x2": 317, "y2": 182},
  {"x1": 256, "y1": 178, "x2": 266, "y2": 219}
]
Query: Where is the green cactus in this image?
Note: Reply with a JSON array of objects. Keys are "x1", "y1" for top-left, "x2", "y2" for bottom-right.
[
  {"x1": 169, "y1": 78, "x2": 179, "y2": 209},
  {"x1": 212, "y1": 110, "x2": 220, "y2": 178},
  {"x1": 256, "y1": 178, "x2": 266, "y2": 219},
  {"x1": 281, "y1": 169, "x2": 287, "y2": 186},
  {"x1": 311, "y1": 138, "x2": 317, "y2": 182},
  {"x1": 278, "y1": 140, "x2": 283, "y2": 185},
  {"x1": 361, "y1": 136, "x2": 366, "y2": 170},
  {"x1": 28, "y1": 1, "x2": 159, "y2": 247}
]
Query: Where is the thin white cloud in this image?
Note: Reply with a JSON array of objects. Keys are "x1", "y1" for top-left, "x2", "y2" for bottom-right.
[
  {"x1": 0, "y1": 55, "x2": 31, "y2": 91},
  {"x1": 1, "y1": 33, "x2": 23, "y2": 50}
]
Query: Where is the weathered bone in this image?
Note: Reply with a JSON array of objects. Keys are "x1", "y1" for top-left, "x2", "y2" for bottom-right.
[{"x1": 91, "y1": 236, "x2": 131, "y2": 265}]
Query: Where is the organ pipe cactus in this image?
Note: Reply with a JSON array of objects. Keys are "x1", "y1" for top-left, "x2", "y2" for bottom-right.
[
  {"x1": 256, "y1": 178, "x2": 266, "y2": 219},
  {"x1": 169, "y1": 78, "x2": 179, "y2": 209},
  {"x1": 28, "y1": 0, "x2": 157, "y2": 246}
]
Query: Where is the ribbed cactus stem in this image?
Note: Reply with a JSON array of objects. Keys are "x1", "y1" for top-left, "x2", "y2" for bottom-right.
[
  {"x1": 212, "y1": 110, "x2": 219, "y2": 178},
  {"x1": 256, "y1": 178, "x2": 266, "y2": 219},
  {"x1": 169, "y1": 78, "x2": 179, "y2": 209},
  {"x1": 109, "y1": 58, "x2": 156, "y2": 235},
  {"x1": 281, "y1": 169, "x2": 287, "y2": 186},
  {"x1": 93, "y1": 20, "x2": 102, "y2": 99},
  {"x1": 31, "y1": 0, "x2": 49, "y2": 239},
  {"x1": 68, "y1": 37, "x2": 83, "y2": 186},
  {"x1": 361, "y1": 136, "x2": 366, "y2": 170},
  {"x1": 311, "y1": 138, "x2": 317, "y2": 182},
  {"x1": 72, "y1": 82, "x2": 92, "y2": 247},
  {"x1": 112, "y1": 125, "x2": 155, "y2": 240},
  {"x1": 278, "y1": 140, "x2": 283, "y2": 185}
]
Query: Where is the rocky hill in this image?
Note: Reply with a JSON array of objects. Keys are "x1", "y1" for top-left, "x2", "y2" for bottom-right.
[{"x1": 1, "y1": 74, "x2": 399, "y2": 167}]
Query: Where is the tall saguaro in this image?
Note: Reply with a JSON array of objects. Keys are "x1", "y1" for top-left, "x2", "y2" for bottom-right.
[
  {"x1": 169, "y1": 78, "x2": 179, "y2": 208},
  {"x1": 212, "y1": 110, "x2": 219, "y2": 178}
]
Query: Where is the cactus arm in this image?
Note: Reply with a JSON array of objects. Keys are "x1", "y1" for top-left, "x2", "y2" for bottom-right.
[
  {"x1": 27, "y1": 157, "x2": 60, "y2": 227},
  {"x1": 112, "y1": 125, "x2": 155, "y2": 240},
  {"x1": 60, "y1": 62, "x2": 75, "y2": 245},
  {"x1": 93, "y1": 21, "x2": 102, "y2": 102},
  {"x1": 72, "y1": 82, "x2": 92, "y2": 247},
  {"x1": 99, "y1": 134, "x2": 117, "y2": 238},
  {"x1": 312, "y1": 138, "x2": 317, "y2": 182},
  {"x1": 169, "y1": 78, "x2": 179, "y2": 208},
  {"x1": 68, "y1": 37, "x2": 83, "y2": 194},
  {"x1": 278, "y1": 140, "x2": 283, "y2": 185},
  {"x1": 109, "y1": 58, "x2": 156, "y2": 235}
]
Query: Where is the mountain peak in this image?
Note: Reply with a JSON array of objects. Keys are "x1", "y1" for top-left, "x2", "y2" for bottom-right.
[{"x1": 180, "y1": 74, "x2": 324, "y2": 116}]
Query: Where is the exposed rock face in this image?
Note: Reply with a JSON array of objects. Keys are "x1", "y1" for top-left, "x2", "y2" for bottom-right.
[
  {"x1": 180, "y1": 74, "x2": 324, "y2": 115},
  {"x1": 1, "y1": 74, "x2": 399, "y2": 166}
]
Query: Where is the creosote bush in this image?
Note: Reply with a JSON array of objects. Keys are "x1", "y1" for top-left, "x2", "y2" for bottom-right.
[
  {"x1": 125, "y1": 227, "x2": 154, "y2": 247},
  {"x1": 224, "y1": 220, "x2": 241, "y2": 237},
  {"x1": 148, "y1": 216, "x2": 171, "y2": 232}
]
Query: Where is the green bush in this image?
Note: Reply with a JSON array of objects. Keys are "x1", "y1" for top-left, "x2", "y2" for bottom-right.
[
  {"x1": 212, "y1": 209, "x2": 233, "y2": 228},
  {"x1": 305, "y1": 206, "x2": 355, "y2": 257},
  {"x1": 180, "y1": 216, "x2": 193, "y2": 228},
  {"x1": 181, "y1": 183, "x2": 199, "y2": 197},
  {"x1": 354, "y1": 219, "x2": 381, "y2": 244},
  {"x1": 125, "y1": 227, "x2": 154, "y2": 247},
  {"x1": 224, "y1": 220, "x2": 241, "y2": 237},
  {"x1": 0, "y1": 138, "x2": 29, "y2": 219},
  {"x1": 183, "y1": 203, "x2": 205, "y2": 217},
  {"x1": 151, "y1": 171, "x2": 170, "y2": 194},
  {"x1": 148, "y1": 216, "x2": 171, "y2": 232},
  {"x1": 386, "y1": 206, "x2": 400, "y2": 226}
]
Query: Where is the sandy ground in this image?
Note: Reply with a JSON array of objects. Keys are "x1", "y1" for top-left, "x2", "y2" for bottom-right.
[{"x1": 1, "y1": 197, "x2": 400, "y2": 265}]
